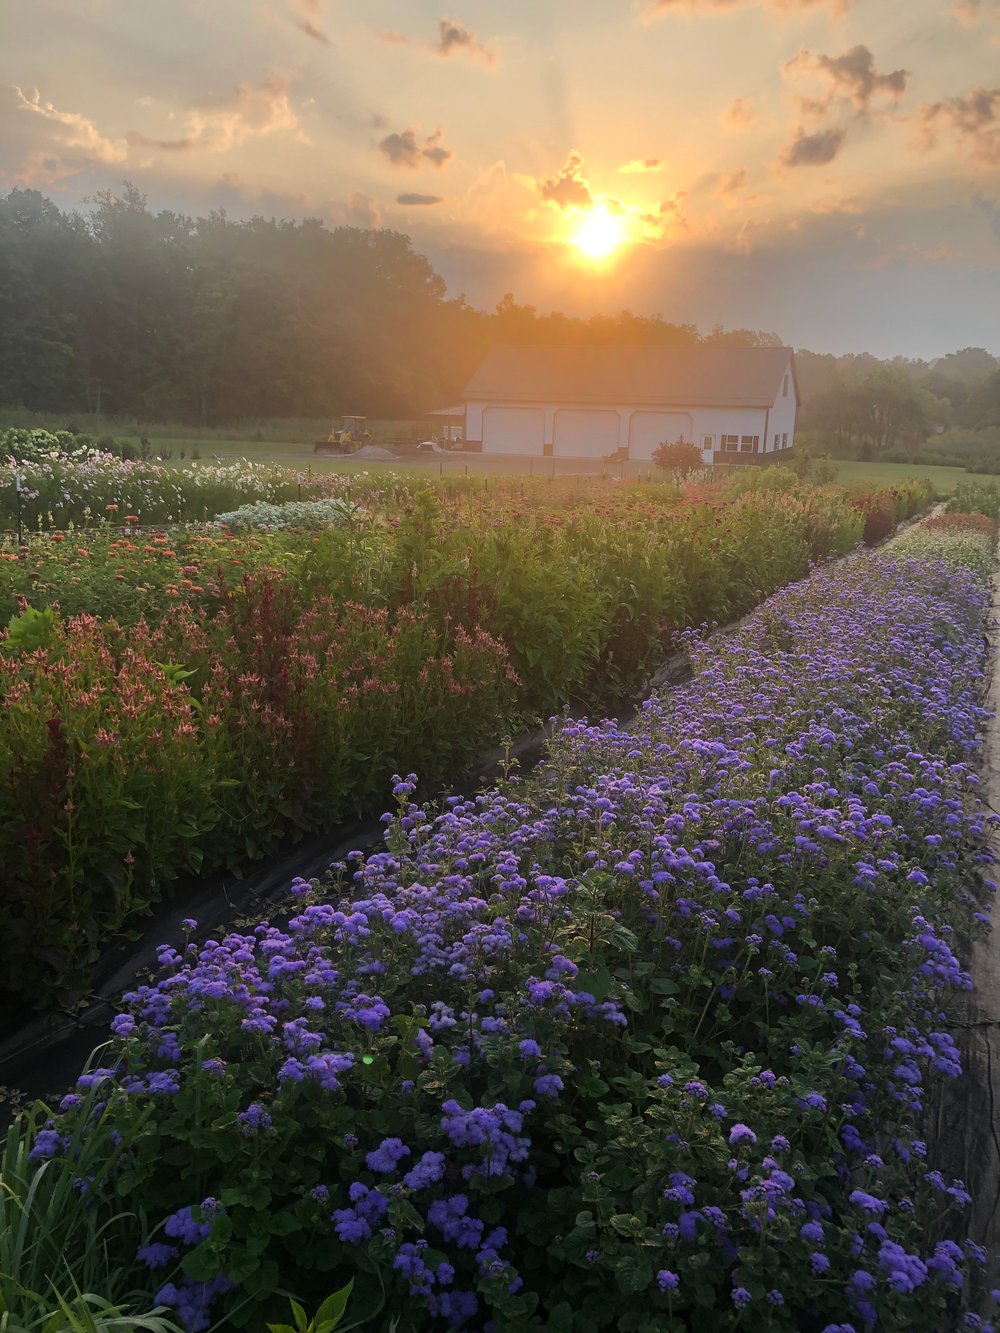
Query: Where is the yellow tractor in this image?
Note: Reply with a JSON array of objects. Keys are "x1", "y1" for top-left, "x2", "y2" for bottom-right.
[{"x1": 314, "y1": 415, "x2": 373, "y2": 453}]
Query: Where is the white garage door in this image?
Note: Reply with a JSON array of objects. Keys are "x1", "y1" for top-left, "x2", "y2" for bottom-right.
[
  {"x1": 482, "y1": 406, "x2": 545, "y2": 455},
  {"x1": 552, "y1": 409, "x2": 620, "y2": 459},
  {"x1": 628, "y1": 412, "x2": 694, "y2": 461}
]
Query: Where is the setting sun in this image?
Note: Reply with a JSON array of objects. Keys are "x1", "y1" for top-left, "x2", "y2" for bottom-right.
[{"x1": 571, "y1": 206, "x2": 626, "y2": 261}]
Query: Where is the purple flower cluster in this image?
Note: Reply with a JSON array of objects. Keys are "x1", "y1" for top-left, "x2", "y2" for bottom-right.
[{"x1": 39, "y1": 532, "x2": 1000, "y2": 1329}]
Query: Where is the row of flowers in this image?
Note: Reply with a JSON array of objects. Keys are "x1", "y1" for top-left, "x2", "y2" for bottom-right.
[
  {"x1": 0, "y1": 479, "x2": 931, "y2": 1001},
  {"x1": 26, "y1": 518, "x2": 999, "y2": 1329},
  {"x1": 1, "y1": 443, "x2": 351, "y2": 530}
]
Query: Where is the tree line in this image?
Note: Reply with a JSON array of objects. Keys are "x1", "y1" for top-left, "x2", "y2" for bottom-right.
[
  {"x1": 1, "y1": 184, "x2": 997, "y2": 440},
  {"x1": 796, "y1": 347, "x2": 1000, "y2": 455}
]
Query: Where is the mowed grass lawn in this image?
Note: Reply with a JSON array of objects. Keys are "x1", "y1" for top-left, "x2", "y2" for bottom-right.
[
  {"x1": 147, "y1": 435, "x2": 975, "y2": 492},
  {"x1": 828, "y1": 459, "x2": 970, "y2": 492}
]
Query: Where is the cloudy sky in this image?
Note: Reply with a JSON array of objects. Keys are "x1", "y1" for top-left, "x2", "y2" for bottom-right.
[{"x1": 2, "y1": 0, "x2": 999, "y2": 357}]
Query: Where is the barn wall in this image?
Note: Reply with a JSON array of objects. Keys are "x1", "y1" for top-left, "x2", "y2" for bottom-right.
[
  {"x1": 766, "y1": 357, "x2": 797, "y2": 454},
  {"x1": 468, "y1": 400, "x2": 773, "y2": 462}
]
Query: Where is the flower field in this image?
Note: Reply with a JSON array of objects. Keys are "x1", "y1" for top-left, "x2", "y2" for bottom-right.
[
  {"x1": 1, "y1": 431, "x2": 349, "y2": 531},
  {"x1": 0, "y1": 474, "x2": 929, "y2": 1002},
  {"x1": 9, "y1": 516, "x2": 999, "y2": 1331}
]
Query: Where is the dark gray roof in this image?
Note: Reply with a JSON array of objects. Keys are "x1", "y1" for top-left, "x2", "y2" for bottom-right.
[{"x1": 462, "y1": 344, "x2": 797, "y2": 408}]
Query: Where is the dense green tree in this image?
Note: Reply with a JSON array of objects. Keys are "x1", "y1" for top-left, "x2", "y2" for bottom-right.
[{"x1": 0, "y1": 186, "x2": 994, "y2": 429}]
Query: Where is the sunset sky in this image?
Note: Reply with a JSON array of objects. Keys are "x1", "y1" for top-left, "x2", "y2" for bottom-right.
[{"x1": 2, "y1": 0, "x2": 999, "y2": 358}]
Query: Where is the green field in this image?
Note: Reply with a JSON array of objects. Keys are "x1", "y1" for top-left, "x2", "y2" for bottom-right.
[
  {"x1": 158, "y1": 439, "x2": 974, "y2": 492},
  {"x1": 827, "y1": 459, "x2": 970, "y2": 492}
]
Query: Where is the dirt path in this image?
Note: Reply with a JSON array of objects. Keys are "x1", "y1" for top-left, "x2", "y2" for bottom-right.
[{"x1": 932, "y1": 562, "x2": 1000, "y2": 1255}]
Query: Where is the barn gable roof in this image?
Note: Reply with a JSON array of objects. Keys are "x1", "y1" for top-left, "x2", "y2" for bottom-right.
[{"x1": 461, "y1": 344, "x2": 797, "y2": 409}]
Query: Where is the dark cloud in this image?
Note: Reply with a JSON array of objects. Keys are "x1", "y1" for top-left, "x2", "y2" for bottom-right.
[
  {"x1": 378, "y1": 127, "x2": 453, "y2": 168},
  {"x1": 436, "y1": 17, "x2": 497, "y2": 63},
  {"x1": 918, "y1": 86, "x2": 1000, "y2": 165},
  {"x1": 421, "y1": 127, "x2": 452, "y2": 168},
  {"x1": 537, "y1": 150, "x2": 592, "y2": 208},
  {"x1": 379, "y1": 130, "x2": 420, "y2": 166},
  {"x1": 780, "y1": 126, "x2": 848, "y2": 167},
  {"x1": 289, "y1": 0, "x2": 330, "y2": 44},
  {"x1": 717, "y1": 167, "x2": 749, "y2": 194},
  {"x1": 786, "y1": 45, "x2": 908, "y2": 112},
  {"x1": 379, "y1": 16, "x2": 497, "y2": 65},
  {"x1": 397, "y1": 193, "x2": 444, "y2": 205},
  {"x1": 127, "y1": 131, "x2": 195, "y2": 152}
]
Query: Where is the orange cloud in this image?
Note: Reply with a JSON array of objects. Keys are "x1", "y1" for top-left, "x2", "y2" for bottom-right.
[
  {"x1": 619, "y1": 157, "x2": 664, "y2": 174},
  {"x1": 722, "y1": 97, "x2": 756, "y2": 128},
  {"x1": 128, "y1": 77, "x2": 299, "y2": 155},
  {"x1": 13, "y1": 87, "x2": 128, "y2": 166}
]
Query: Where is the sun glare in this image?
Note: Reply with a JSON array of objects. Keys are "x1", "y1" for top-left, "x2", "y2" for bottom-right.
[{"x1": 571, "y1": 206, "x2": 626, "y2": 262}]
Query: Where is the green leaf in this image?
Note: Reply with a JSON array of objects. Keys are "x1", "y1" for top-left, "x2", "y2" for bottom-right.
[
  {"x1": 614, "y1": 1253, "x2": 654, "y2": 1294},
  {"x1": 314, "y1": 1279, "x2": 354, "y2": 1328},
  {"x1": 649, "y1": 977, "x2": 680, "y2": 996}
]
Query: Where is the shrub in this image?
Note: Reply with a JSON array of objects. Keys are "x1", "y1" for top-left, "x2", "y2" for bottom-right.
[{"x1": 651, "y1": 438, "x2": 703, "y2": 475}]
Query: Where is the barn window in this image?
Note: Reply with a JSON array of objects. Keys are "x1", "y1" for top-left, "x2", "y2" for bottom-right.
[
  {"x1": 740, "y1": 435, "x2": 758, "y2": 453},
  {"x1": 782, "y1": 432, "x2": 788, "y2": 448},
  {"x1": 721, "y1": 434, "x2": 739, "y2": 452},
  {"x1": 703, "y1": 434, "x2": 714, "y2": 451},
  {"x1": 773, "y1": 433, "x2": 780, "y2": 450},
  {"x1": 783, "y1": 374, "x2": 789, "y2": 398}
]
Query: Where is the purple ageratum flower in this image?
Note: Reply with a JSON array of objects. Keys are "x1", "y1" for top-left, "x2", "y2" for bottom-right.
[
  {"x1": 729, "y1": 1123, "x2": 757, "y2": 1146},
  {"x1": 732, "y1": 1287, "x2": 752, "y2": 1309},
  {"x1": 799, "y1": 1092, "x2": 828, "y2": 1113},
  {"x1": 236, "y1": 1102, "x2": 272, "y2": 1136},
  {"x1": 518, "y1": 1039, "x2": 542, "y2": 1059},
  {"x1": 365, "y1": 1137, "x2": 411, "y2": 1174},
  {"x1": 332, "y1": 1183, "x2": 388, "y2": 1244},
  {"x1": 146, "y1": 1070, "x2": 181, "y2": 1096},
  {"x1": 137, "y1": 1242, "x2": 177, "y2": 1269},
  {"x1": 657, "y1": 1270, "x2": 680, "y2": 1291},
  {"x1": 164, "y1": 1206, "x2": 211, "y2": 1247},
  {"x1": 29, "y1": 1129, "x2": 67, "y2": 1161},
  {"x1": 849, "y1": 1189, "x2": 887, "y2": 1216},
  {"x1": 533, "y1": 1074, "x2": 564, "y2": 1098},
  {"x1": 427, "y1": 1194, "x2": 485, "y2": 1249},
  {"x1": 403, "y1": 1151, "x2": 446, "y2": 1191}
]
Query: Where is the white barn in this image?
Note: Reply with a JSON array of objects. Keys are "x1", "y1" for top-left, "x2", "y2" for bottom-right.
[{"x1": 461, "y1": 344, "x2": 798, "y2": 464}]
